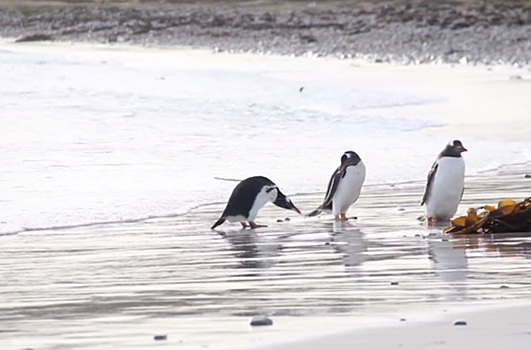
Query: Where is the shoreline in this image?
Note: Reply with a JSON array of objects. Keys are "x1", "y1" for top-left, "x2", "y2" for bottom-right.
[
  {"x1": 1, "y1": 0, "x2": 530, "y2": 65},
  {"x1": 3, "y1": 160, "x2": 530, "y2": 350},
  {"x1": 254, "y1": 300, "x2": 531, "y2": 350}
]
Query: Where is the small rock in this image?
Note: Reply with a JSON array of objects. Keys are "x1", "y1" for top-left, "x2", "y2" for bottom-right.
[
  {"x1": 453, "y1": 320, "x2": 467, "y2": 326},
  {"x1": 284, "y1": 217, "x2": 291, "y2": 221},
  {"x1": 499, "y1": 285, "x2": 510, "y2": 289},
  {"x1": 299, "y1": 86, "x2": 304, "y2": 92},
  {"x1": 250, "y1": 315, "x2": 273, "y2": 326},
  {"x1": 390, "y1": 281, "x2": 399, "y2": 286},
  {"x1": 509, "y1": 75, "x2": 523, "y2": 80},
  {"x1": 524, "y1": 174, "x2": 531, "y2": 178},
  {"x1": 397, "y1": 207, "x2": 405, "y2": 212},
  {"x1": 154, "y1": 335, "x2": 167, "y2": 341},
  {"x1": 276, "y1": 219, "x2": 284, "y2": 223},
  {"x1": 400, "y1": 318, "x2": 407, "y2": 322}
]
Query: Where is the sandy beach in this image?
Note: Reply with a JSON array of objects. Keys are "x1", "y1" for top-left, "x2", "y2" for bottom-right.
[
  {"x1": 255, "y1": 301, "x2": 531, "y2": 350},
  {"x1": 0, "y1": 8, "x2": 530, "y2": 349}
]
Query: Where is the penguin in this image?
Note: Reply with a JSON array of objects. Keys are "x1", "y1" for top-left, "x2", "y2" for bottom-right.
[
  {"x1": 211, "y1": 176, "x2": 301, "y2": 230},
  {"x1": 421, "y1": 140, "x2": 467, "y2": 223},
  {"x1": 307, "y1": 151, "x2": 366, "y2": 221}
]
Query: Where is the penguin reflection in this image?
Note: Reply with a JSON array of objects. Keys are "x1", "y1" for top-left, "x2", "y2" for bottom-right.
[
  {"x1": 328, "y1": 221, "x2": 368, "y2": 269},
  {"x1": 222, "y1": 229, "x2": 282, "y2": 270},
  {"x1": 427, "y1": 235, "x2": 468, "y2": 301}
]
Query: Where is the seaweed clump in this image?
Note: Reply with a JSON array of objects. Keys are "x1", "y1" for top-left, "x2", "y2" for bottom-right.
[{"x1": 445, "y1": 198, "x2": 531, "y2": 234}]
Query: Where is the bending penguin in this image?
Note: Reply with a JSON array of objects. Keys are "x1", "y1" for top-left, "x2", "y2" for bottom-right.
[
  {"x1": 421, "y1": 140, "x2": 467, "y2": 223},
  {"x1": 307, "y1": 151, "x2": 366, "y2": 221},
  {"x1": 211, "y1": 176, "x2": 301, "y2": 230}
]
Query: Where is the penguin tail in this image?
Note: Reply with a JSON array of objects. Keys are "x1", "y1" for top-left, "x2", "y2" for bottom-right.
[
  {"x1": 211, "y1": 217, "x2": 226, "y2": 230},
  {"x1": 306, "y1": 208, "x2": 322, "y2": 217}
]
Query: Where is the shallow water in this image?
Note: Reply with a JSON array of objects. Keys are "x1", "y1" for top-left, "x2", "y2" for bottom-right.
[
  {"x1": 2, "y1": 165, "x2": 531, "y2": 349},
  {"x1": 1, "y1": 42, "x2": 530, "y2": 233},
  {"x1": 1, "y1": 42, "x2": 531, "y2": 349}
]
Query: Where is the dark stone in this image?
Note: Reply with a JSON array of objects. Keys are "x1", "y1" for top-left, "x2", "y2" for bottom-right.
[
  {"x1": 250, "y1": 315, "x2": 273, "y2": 326},
  {"x1": 154, "y1": 335, "x2": 167, "y2": 341},
  {"x1": 400, "y1": 318, "x2": 407, "y2": 321},
  {"x1": 284, "y1": 217, "x2": 290, "y2": 221},
  {"x1": 276, "y1": 219, "x2": 284, "y2": 223},
  {"x1": 300, "y1": 34, "x2": 317, "y2": 43},
  {"x1": 499, "y1": 285, "x2": 510, "y2": 289},
  {"x1": 391, "y1": 281, "x2": 399, "y2": 285},
  {"x1": 524, "y1": 174, "x2": 531, "y2": 178},
  {"x1": 453, "y1": 320, "x2": 467, "y2": 326},
  {"x1": 15, "y1": 33, "x2": 54, "y2": 43}
]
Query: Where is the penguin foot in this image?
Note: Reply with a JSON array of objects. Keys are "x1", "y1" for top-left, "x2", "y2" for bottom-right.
[
  {"x1": 249, "y1": 222, "x2": 267, "y2": 229},
  {"x1": 240, "y1": 222, "x2": 249, "y2": 229},
  {"x1": 339, "y1": 213, "x2": 348, "y2": 221}
]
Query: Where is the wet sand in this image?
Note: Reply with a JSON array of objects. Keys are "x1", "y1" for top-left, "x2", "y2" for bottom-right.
[
  {"x1": 2, "y1": 162, "x2": 530, "y2": 349},
  {"x1": 257, "y1": 301, "x2": 531, "y2": 350}
]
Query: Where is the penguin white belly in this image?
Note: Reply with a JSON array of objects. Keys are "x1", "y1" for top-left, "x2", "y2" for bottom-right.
[
  {"x1": 332, "y1": 162, "x2": 366, "y2": 215},
  {"x1": 425, "y1": 157, "x2": 465, "y2": 220},
  {"x1": 226, "y1": 215, "x2": 248, "y2": 223},
  {"x1": 226, "y1": 187, "x2": 272, "y2": 223}
]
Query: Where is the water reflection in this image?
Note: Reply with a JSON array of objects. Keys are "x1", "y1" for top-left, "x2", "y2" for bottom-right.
[
  {"x1": 327, "y1": 221, "x2": 368, "y2": 273},
  {"x1": 222, "y1": 229, "x2": 282, "y2": 270},
  {"x1": 428, "y1": 236, "x2": 468, "y2": 301},
  {"x1": 436, "y1": 232, "x2": 531, "y2": 259}
]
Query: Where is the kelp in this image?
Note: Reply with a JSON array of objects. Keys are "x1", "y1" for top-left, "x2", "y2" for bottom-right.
[{"x1": 445, "y1": 197, "x2": 531, "y2": 234}]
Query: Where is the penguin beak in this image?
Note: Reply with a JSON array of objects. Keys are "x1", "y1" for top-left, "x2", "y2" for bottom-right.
[
  {"x1": 273, "y1": 192, "x2": 301, "y2": 214},
  {"x1": 459, "y1": 146, "x2": 468, "y2": 152}
]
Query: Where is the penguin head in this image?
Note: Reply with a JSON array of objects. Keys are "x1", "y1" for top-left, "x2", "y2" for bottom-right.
[
  {"x1": 266, "y1": 186, "x2": 301, "y2": 214},
  {"x1": 444, "y1": 140, "x2": 467, "y2": 156},
  {"x1": 340, "y1": 151, "x2": 362, "y2": 172}
]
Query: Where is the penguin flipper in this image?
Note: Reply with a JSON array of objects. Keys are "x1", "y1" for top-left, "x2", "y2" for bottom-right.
[
  {"x1": 211, "y1": 217, "x2": 226, "y2": 230},
  {"x1": 421, "y1": 162, "x2": 438, "y2": 206}
]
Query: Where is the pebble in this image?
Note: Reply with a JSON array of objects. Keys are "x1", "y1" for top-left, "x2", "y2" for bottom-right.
[
  {"x1": 453, "y1": 320, "x2": 467, "y2": 326},
  {"x1": 400, "y1": 318, "x2": 407, "y2": 322},
  {"x1": 525, "y1": 174, "x2": 531, "y2": 178},
  {"x1": 250, "y1": 315, "x2": 273, "y2": 326},
  {"x1": 276, "y1": 219, "x2": 284, "y2": 223},
  {"x1": 284, "y1": 217, "x2": 290, "y2": 221},
  {"x1": 390, "y1": 281, "x2": 399, "y2": 286},
  {"x1": 499, "y1": 285, "x2": 510, "y2": 289},
  {"x1": 154, "y1": 335, "x2": 167, "y2": 341}
]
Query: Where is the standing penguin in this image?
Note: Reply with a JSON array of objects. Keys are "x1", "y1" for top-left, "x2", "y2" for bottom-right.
[
  {"x1": 307, "y1": 151, "x2": 366, "y2": 221},
  {"x1": 211, "y1": 176, "x2": 301, "y2": 230},
  {"x1": 421, "y1": 140, "x2": 467, "y2": 223}
]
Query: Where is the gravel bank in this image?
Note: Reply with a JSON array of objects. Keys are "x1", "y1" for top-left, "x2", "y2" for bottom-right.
[{"x1": 0, "y1": 1, "x2": 530, "y2": 64}]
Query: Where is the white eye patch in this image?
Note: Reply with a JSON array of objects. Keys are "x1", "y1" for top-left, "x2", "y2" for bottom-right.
[{"x1": 265, "y1": 186, "x2": 276, "y2": 193}]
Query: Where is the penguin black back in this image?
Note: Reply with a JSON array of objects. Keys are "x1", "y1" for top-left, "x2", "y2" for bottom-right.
[{"x1": 211, "y1": 176, "x2": 275, "y2": 229}]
